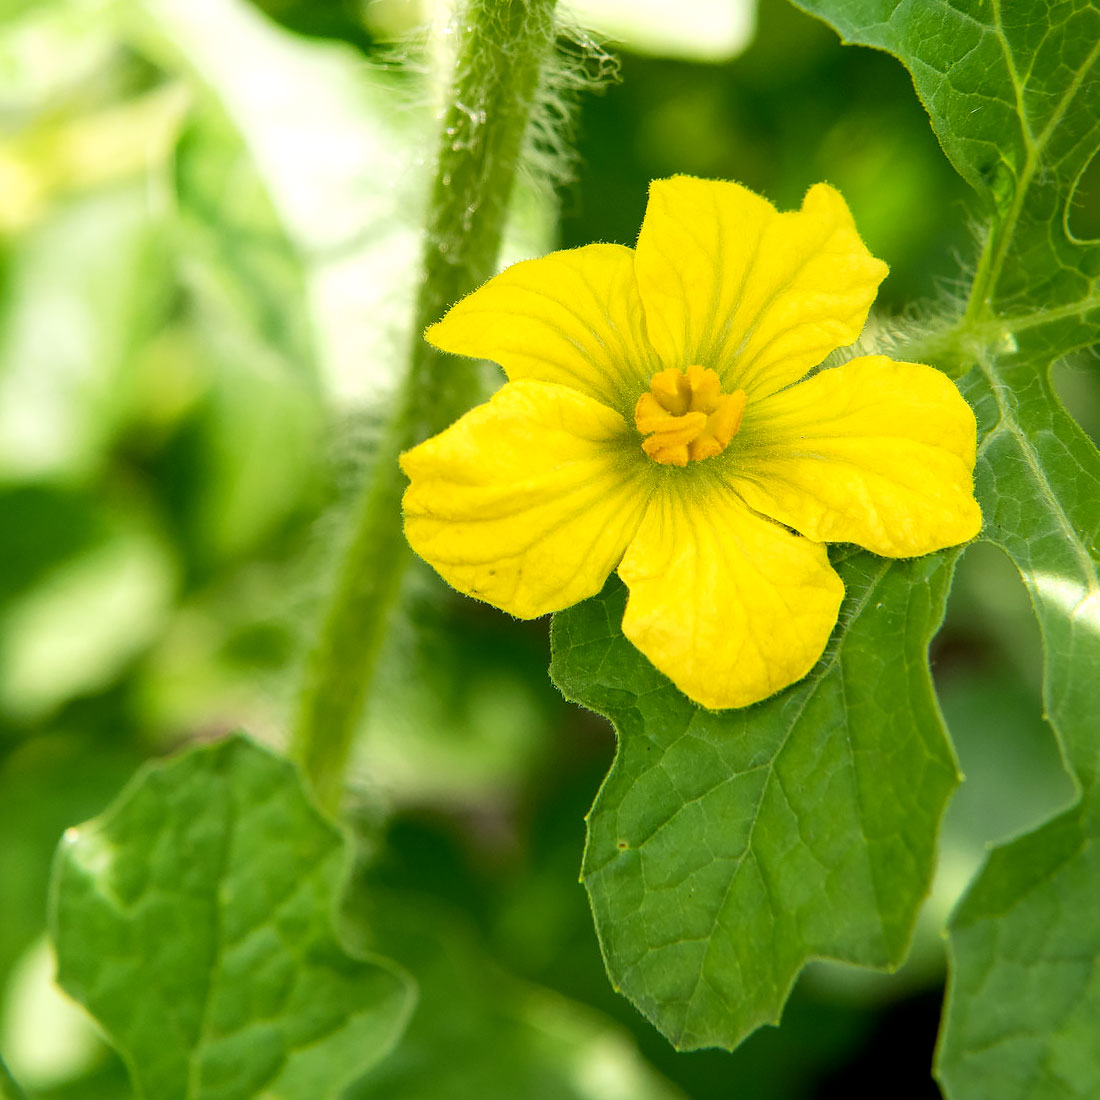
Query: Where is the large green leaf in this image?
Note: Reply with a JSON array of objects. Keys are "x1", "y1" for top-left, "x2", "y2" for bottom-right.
[
  {"x1": 50, "y1": 735, "x2": 413, "y2": 1100},
  {"x1": 550, "y1": 552, "x2": 960, "y2": 1051},
  {"x1": 936, "y1": 358, "x2": 1100, "y2": 1099},
  {"x1": 788, "y1": 1, "x2": 1100, "y2": 1096},
  {"x1": 553, "y1": 0, "x2": 1100, "y2": 1073},
  {"x1": 793, "y1": 0, "x2": 1100, "y2": 358}
]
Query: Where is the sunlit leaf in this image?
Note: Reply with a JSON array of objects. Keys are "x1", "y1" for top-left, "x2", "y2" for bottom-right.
[
  {"x1": 129, "y1": 0, "x2": 425, "y2": 405},
  {"x1": 1, "y1": 937, "x2": 105, "y2": 1092},
  {"x1": 157, "y1": 101, "x2": 325, "y2": 567},
  {"x1": 562, "y1": 0, "x2": 756, "y2": 62},
  {"x1": 0, "y1": 186, "x2": 166, "y2": 481},
  {"x1": 50, "y1": 735, "x2": 414, "y2": 1100}
]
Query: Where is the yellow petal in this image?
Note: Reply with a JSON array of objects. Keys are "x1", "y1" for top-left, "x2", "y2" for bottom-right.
[
  {"x1": 425, "y1": 244, "x2": 658, "y2": 411},
  {"x1": 634, "y1": 176, "x2": 889, "y2": 399},
  {"x1": 732, "y1": 356, "x2": 982, "y2": 557},
  {"x1": 401, "y1": 381, "x2": 648, "y2": 619},
  {"x1": 618, "y1": 487, "x2": 844, "y2": 709}
]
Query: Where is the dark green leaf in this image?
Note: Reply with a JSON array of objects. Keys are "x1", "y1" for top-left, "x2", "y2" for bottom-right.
[
  {"x1": 788, "y1": 1, "x2": 1100, "y2": 1096},
  {"x1": 793, "y1": 0, "x2": 1100, "y2": 359},
  {"x1": 50, "y1": 735, "x2": 413, "y2": 1100},
  {"x1": 936, "y1": 361, "x2": 1100, "y2": 1100},
  {"x1": 550, "y1": 556, "x2": 959, "y2": 1051}
]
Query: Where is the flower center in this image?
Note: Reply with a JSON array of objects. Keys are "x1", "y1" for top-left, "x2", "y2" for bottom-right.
[{"x1": 634, "y1": 365, "x2": 746, "y2": 466}]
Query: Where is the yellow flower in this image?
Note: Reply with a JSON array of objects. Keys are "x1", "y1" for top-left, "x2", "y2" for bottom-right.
[{"x1": 400, "y1": 177, "x2": 981, "y2": 709}]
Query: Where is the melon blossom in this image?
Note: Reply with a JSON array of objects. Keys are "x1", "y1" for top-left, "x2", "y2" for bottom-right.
[{"x1": 400, "y1": 176, "x2": 981, "y2": 709}]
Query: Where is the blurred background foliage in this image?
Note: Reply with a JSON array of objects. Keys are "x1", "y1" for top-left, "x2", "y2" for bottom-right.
[{"x1": 0, "y1": 0, "x2": 1091, "y2": 1096}]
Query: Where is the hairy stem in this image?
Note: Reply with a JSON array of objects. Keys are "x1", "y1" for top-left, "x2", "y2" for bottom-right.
[{"x1": 291, "y1": 0, "x2": 559, "y2": 811}]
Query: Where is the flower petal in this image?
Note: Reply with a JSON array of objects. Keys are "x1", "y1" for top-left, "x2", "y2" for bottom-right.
[
  {"x1": 425, "y1": 244, "x2": 658, "y2": 410},
  {"x1": 401, "y1": 380, "x2": 648, "y2": 619},
  {"x1": 617, "y1": 487, "x2": 844, "y2": 709},
  {"x1": 732, "y1": 356, "x2": 982, "y2": 557},
  {"x1": 634, "y1": 176, "x2": 889, "y2": 399}
]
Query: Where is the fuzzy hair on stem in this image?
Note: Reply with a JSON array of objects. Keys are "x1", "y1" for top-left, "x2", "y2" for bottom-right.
[{"x1": 291, "y1": 0, "x2": 590, "y2": 812}]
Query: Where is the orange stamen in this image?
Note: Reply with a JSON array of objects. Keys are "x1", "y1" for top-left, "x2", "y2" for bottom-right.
[{"x1": 634, "y1": 365, "x2": 746, "y2": 466}]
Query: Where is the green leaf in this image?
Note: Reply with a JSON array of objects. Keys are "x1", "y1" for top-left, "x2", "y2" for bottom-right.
[
  {"x1": 127, "y1": 0, "x2": 429, "y2": 404},
  {"x1": 173, "y1": 108, "x2": 316, "y2": 391},
  {"x1": 162, "y1": 101, "x2": 325, "y2": 568},
  {"x1": 936, "y1": 360, "x2": 1100, "y2": 1099},
  {"x1": 792, "y1": 0, "x2": 1100, "y2": 360},
  {"x1": 341, "y1": 886, "x2": 686, "y2": 1100},
  {"x1": 0, "y1": 1056, "x2": 28, "y2": 1100},
  {"x1": 0, "y1": 729, "x2": 144, "y2": 1020},
  {"x1": 787, "y1": 1, "x2": 1100, "y2": 1096},
  {"x1": 549, "y1": 555, "x2": 960, "y2": 1051},
  {"x1": 49, "y1": 734, "x2": 414, "y2": 1100},
  {"x1": 0, "y1": 185, "x2": 166, "y2": 482},
  {"x1": 0, "y1": 494, "x2": 175, "y2": 723}
]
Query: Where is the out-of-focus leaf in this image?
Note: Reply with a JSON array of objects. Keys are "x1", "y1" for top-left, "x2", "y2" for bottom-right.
[
  {"x1": 0, "y1": 489, "x2": 175, "y2": 723},
  {"x1": 0, "y1": 185, "x2": 168, "y2": 482},
  {"x1": 50, "y1": 735, "x2": 414, "y2": 1100},
  {"x1": 342, "y1": 886, "x2": 685, "y2": 1100},
  {"x1": 0, "y1": 86, "x2": 188, "y2": 233},
  {"x1": 0, "y1": 1055, "x2": 27, "y2": 1100},
  {"x1": 933, "y1": 665, "x2": 1075, "y2": 906},
  {"x1": 168, "y1": 346, "x2": 321, "y2": 569},
  {"x1": 0, "y1": 735, "x2": 144, "y2": 1100},
  {"x1": 790, "y1": 2, "x2": 1100, "y2": 1096},
  {"x1": 152, "y1": 104, "x2": 324, "y2": 568},
  {"x1": 128, "y1": 0, "x2": 553, "y2": 405},
  {"x1": 250, "y1": 0, "x2": 374, "y2": 53},
  {"x1": 0, "y1": 530, "x2": 172, "y2": 721},
  {"x1": 356, "y1": 567, "x2": 558, "y2": 807},
  {"x1": 0, "y1": 486, "x2": 103, "y2": 609},
  {"x1": 174, "y1": 111, "x2": 314, "y2": 390},
  {"x1": 2, "y1": 937, "x2": 103, "y2": 1092},
  {"x1": 549, "y1": 557, "x2": 959, "y2": 1051},
  {"x1": 0, "y1": 735, "x2": 144, "y2": 993},
  {"x1": 563, "y1": 0, "x2": 756, "y2": 62},
  {"x1": 128, "y1": 0, "x2": 426, "y2": 405},
  {"x1": 0, "y1": 0, "x2": 117, "y2": 113},
  {"x1": 0, "y1": 0, "x2": 41, "y2": 25}
]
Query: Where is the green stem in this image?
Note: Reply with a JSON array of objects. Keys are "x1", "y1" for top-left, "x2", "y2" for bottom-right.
[
  {"x1": 963, "y1": 221, "x2": 998, "y2": 326},
  {"x1": 291, "y1": 0, "x2": 559, "y2": 811}
]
